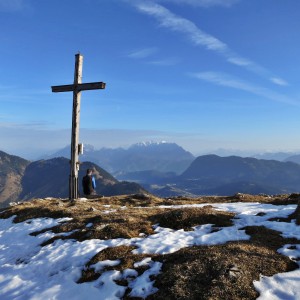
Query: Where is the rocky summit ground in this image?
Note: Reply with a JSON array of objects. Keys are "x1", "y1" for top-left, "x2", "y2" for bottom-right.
[{"x1": 0, "y1": 193, "x2": 299, "y2": 299}]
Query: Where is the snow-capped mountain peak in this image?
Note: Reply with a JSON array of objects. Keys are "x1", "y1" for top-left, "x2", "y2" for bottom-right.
[{"x1": 132, "y1": 141, "x2": 168, "y2": 147}]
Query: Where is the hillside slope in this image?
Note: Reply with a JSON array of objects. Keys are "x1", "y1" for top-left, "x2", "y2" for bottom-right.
[
  {"x1": 20, "y1": 157, "x2": 147, "y2": 201},
  {"x1": 0, "y1": 151, "x2": 147, "y2": 208},
  {"x1": 0, "y1": 151, "x2": 30, "y2": 207}
]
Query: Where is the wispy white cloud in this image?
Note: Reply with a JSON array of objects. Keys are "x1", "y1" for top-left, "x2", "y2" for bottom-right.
[
  {"x1": 127, "y1": 47, "x2": 158, "y2": 59},
  {"x1": 0, "y1": 0, "x2": 25, "y2": 12},
  {"x1": 134, "y1": 2, "x2": 228, "y2": 53},
  {"x1": 270, "y1": 77, "x2": 289, "y2": 87},
  {"x1": 0, "y1": 120, "x2": 55, "y2": 130},
  {"x1": 0, "y1": 85, "x2": 17, "y2": 90},
  {"x1": 127, "y1": 46, "x2": 179, "y2": 66},
  {"x1": 190, "y1": 71, "x2": 298, "y2": 106},
  {"x1": 226, "y1": 56, "x2": 253, "y2": 67},
  {"x1": 155, "y1": 0, "x2": 240, "y2": 8},
  {"x1": 0, "y1": 87, "x2": 53, "y2": 104},
  {"x1": 130, "y1": 1, "x2": 288, "y2": 86},
  {"x1": 148, "y1": 57, "x2": 180, "y2": 66}
]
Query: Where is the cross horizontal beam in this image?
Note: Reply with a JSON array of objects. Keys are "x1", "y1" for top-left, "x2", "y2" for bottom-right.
[{"x1": 51, "y1": 82, "x2": 106, "y2": 93}]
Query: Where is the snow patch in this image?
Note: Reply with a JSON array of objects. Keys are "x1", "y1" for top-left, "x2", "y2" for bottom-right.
[{"x1": 0, "y1": 203, "x2": 299, "y2": 299}]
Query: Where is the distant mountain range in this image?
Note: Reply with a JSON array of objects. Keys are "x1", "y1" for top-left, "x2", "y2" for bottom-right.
[
  {"x1": 3, "y1": 143, "x2": 300, "y2": 207},
  {"x1": 122, "y1": 155, "x2": 300, "y2": 197},
  {"x1": 180, "y1": 155, "x2": 300, "y2": 194},
  {"x1": 252, "y1": 152, "x2": 299, "y2": 161},
  {"x1": 45, "y1": 142, "x2": 195, "y2": 175},
  {"x1": 284, "y1": 154, "x2": 300, "y2": 165},
  {"x1": 0, "y1": 151, "x2": 146, "y2": 208}
]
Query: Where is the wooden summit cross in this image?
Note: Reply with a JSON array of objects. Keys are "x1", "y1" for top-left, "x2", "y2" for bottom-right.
[{"x1": 51, "y1": 53, "x2": 106, "y2": 201}]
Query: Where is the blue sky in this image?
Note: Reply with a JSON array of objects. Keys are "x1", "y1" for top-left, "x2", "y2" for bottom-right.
[{"x1": 1, "y1": 0, "x2": 300, "y2": 158}]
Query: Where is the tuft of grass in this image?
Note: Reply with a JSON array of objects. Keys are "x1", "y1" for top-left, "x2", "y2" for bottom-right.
[
  {"x1": 149, "y1": 206, "x2": 235, "y2": 230},
  {"x1": 78, "y1": 245, "x2": 147, "y2": 283},
  {"x1": 148, "y1": 242, "x2": 297, "y2": 300}
]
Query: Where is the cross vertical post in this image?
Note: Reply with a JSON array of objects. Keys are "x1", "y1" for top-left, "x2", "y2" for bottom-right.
[
  {"x1": 70, "y1": 53, "x2": 83, "y2": 201},
  {"x1": 51, "y1": 53, "x2": 106, "y2": 202}
]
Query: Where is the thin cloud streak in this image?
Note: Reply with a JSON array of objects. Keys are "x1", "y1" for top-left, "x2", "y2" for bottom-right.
[
  {"x1": 0, "y1": 0, "x2": 26, "y2": 12},
  {"x1": 270, "y1": 77, "x2": 289, "y2": 86},
  {"x1": 131, "y1": 1, "x2": 288, "y2": 86},
  {"x1": 0, "y1": 121, "x2": 55, "y2": 130},
  {"x1": 190, "y1": 71, "x2": 299, "y2": 106},
  {"x1": 156, "y1": 0, "x2": 240, "y2": 8},
  {"x1": 147, "y1": 57, "x2": 180, "y2": 66},
  {"x1": 127, "y1": 47, "x2": 158, "y2": 59},
  {"x1": 134, "y1": 1, "x2": 228, "y2": 53}
]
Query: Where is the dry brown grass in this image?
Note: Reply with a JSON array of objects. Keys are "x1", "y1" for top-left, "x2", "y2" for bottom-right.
[
  {"x1": 149, "y1": 206, "x2": 235, "y2": 230},
  {"x1": 148, "y1": 243, "x2": 297, "y2": 300},
  {"x1": 147, "y1": 225, "x2": 299, "y2": 300},
  {"x1": 0, "y1": 193, "x2": 299, "y2": 300},
  {"x1": 77, "y1": 245, "x2": 150, "y2": 283}
]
